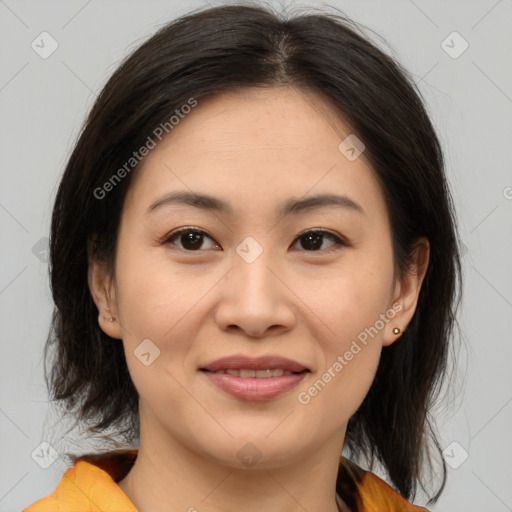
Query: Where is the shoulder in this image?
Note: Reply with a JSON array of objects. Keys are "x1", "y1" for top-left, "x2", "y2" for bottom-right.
[
  {"x1": 21, "y1": 449, "x2": 138, "y2": 512},
  {"x1": 338, "y1": 457, "x2": 431, "y2": 512}
]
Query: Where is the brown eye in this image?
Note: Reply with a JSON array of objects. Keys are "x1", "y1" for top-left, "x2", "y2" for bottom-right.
[
  {"x1": 291, "y1": 230, "x2": 346, "y2": 252},
  {"x1": 164, "y1": 228, "x2": 218, "y2": 251},
  {"x1": 162, "y1": 227, "x2": 345, "y2": 253}
]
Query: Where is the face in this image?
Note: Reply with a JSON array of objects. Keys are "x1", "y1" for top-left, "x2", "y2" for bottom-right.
[{"x1": 89, "y1": 86, "x2": 428, "y2": 469}]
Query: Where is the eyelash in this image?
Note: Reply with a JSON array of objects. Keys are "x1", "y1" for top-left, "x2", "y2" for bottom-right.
[{"x1": 161, "y1": 226, "x2": 347, "y2": 254}]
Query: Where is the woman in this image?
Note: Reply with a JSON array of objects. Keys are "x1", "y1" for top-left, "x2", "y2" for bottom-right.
[{"x1": 23, "y1": 3, "x2": 462, "y2": 512}]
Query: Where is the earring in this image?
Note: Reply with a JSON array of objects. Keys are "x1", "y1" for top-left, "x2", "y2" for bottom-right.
[
  {"x1": 105, "y1": 306, "x2": 115, "y2": 323},
  {"x1": 393, "y1": 327, "x2": 401, "y2": 335}
]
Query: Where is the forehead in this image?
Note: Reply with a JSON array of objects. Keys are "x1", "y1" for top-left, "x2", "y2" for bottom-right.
[
  {"x1": 123, "y1": 86, "x2": 387, "y2": 222},
  {"x1": 150, "y1": 86, "x2": 357, "y2": 156}
]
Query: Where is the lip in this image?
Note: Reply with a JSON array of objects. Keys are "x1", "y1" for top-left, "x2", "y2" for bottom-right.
[
  {"x1": 200, "y1": 354, "x2": 309, "y2": 373},
  {"x1": 201, "y1": 371, "x2": 308, "y2": 401},
  {"x1": 200, "y1": 354, "x2": 310, "y2": 401}
]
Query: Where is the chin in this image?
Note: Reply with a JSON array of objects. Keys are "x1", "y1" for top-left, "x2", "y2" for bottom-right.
[{"x1": 193, "y1": 430, "x2": 308, "y2": 470}]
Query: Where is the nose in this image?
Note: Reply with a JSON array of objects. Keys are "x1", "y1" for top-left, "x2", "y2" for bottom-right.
[{"x1": 214, "y1": 249, "x2": 296, "y2": 339}]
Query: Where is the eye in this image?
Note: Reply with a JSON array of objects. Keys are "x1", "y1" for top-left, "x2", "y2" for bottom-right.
[
  {"x1": 291, "y1": 229, "x2": 346, "y2": 252},
  {"x1": 161, "y1": 227, "x2": 346, "y2": 253},
  {"x1": 162, "y1": 227, "x2": 219, "y2": 251}
]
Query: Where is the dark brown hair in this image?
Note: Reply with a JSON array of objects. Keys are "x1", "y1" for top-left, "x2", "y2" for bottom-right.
[{"x1": 44, "y1": 2, "x2": 463, "y2": 505}]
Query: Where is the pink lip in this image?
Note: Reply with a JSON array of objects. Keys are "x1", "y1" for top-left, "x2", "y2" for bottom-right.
[
  {"x1": 200, "y1": 354, "x2": 309, "y2": 373},
  {"x1": 200, "y1": 354, "x2": 310, "y2": 401},
  {"x1": 201, "y1": 371, "x2": 308, "y2": 401}
]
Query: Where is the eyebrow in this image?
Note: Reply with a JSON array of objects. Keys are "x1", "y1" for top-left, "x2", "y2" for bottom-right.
[{"x1": 146, "y1": 191, "x2": 365, "y2": 217}]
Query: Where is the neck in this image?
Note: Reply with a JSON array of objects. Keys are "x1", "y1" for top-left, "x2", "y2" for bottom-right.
[{"x1": 117, "y1": 417, "x2": 346, "y2": 512}]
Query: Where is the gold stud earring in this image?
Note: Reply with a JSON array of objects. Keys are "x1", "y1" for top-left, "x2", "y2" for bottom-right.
[{"x1": 393, "y1": 327, "x2": 401, "y2": 335}]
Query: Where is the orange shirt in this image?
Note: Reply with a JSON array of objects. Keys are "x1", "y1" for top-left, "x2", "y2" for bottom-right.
[{"x1": 22, "y1": 449, "x2": 430, "y2": 511}]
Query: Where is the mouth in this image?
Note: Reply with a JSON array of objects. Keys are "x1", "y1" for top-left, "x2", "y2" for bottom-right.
[
  {"x1": 200, "y1": 354, "x2": 310, "y2": 373},
  {"x1": 199, "y1": 354, "x2": 310, "y2": 401},
  {"x1": 201, "y1": 368, "x2": 306, "y2": 378}
]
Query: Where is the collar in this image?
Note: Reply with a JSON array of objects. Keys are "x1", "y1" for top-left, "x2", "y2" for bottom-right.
[{"x1": 22, "y1": 449, "x2": 429, "y2": 512}]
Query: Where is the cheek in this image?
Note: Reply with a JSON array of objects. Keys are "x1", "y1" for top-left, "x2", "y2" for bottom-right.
[
  {"x1": 293, "y1": 254, "x2": 392, "y2": 412},
  {"x1": 295, "y1": 320, "x2": 382, "y2": 436},
  {"x1": 113, "y1": 245, "x2": 201, "y2": 389},
  {"x1": 298, "y1": 260, "x2": 393, "y2": 350},
  {"x1": 115, "y1": 241, "x2": 212, "y2": 339}
]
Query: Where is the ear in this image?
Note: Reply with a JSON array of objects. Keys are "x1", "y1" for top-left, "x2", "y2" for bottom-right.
[
  {"x1": 382, "y1": 237, "x2": 430, "y2": 347},
  {"x1": 87, "y1": 239, "x2": 123, "y2": 339}
]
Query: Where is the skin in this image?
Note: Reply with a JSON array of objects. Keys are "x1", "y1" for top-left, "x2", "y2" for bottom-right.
[{"x1": 88, "y1": 86, "x2": 429, "y2": 512}]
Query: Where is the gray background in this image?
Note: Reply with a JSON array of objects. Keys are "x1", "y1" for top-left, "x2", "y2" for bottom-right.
[{"x1": 1, "y1": 0, "x2": 511, "y2": 511}]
